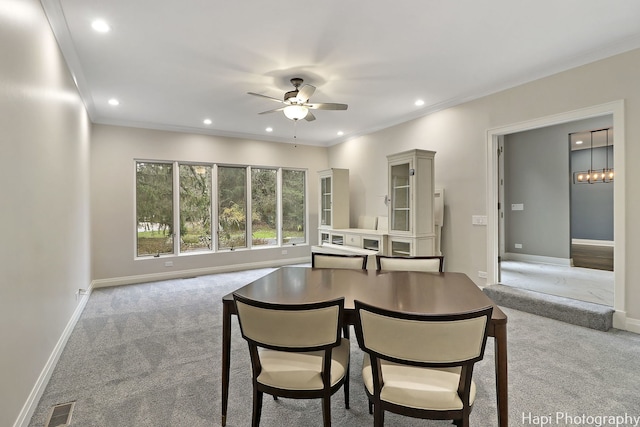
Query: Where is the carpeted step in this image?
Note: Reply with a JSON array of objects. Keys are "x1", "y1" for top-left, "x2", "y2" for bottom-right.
[{"x1": 483, "y1": 284, "x2": 614, "y2": 331}]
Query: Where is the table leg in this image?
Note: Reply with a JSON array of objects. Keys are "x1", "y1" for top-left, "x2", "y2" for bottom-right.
[
  {"x1": 494, "y1": 323, "x2": 508, "y2": 427},
  {"x1": 221, "y1": 302, "x2": 231, "y2": 427}
]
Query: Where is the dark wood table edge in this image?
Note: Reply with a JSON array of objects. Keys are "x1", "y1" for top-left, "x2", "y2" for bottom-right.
[{"x1": 220, "y1": 270, "x2": 508, "y2": 427}]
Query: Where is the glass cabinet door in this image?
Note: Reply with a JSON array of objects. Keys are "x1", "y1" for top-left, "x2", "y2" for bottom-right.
[
  {"x1": 391, "y1": 240, "x2": 411, "y2": 256},
  {"x1": 320, "y1": 176, "x2": 332, "y2": 226},
  {"x1": 390, "y1": 163, "x2": 410, "y2": 232}
]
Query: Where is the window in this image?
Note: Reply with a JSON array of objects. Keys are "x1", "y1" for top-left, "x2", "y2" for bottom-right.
[
  {"x1": 179, "y1": 164, "x2": 212, "y2": 252},
  {"x1": 282, "y1": 169, "x2": 306, "y2": 245},
  {"x1": 136, "y1": 162, "x2": 174, "y2": 256},
  {"x1": 251, "y1": 168, "x2": 278, "y2": 247},
  {"x1": 217, "y1": 166, "x2": 247, "y2": 250},
  {"x1": 135, "y1": 161, "x2": 306, "y2": 257}
]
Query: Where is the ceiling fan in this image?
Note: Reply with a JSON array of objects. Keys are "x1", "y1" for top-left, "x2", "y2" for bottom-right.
[{"x1": 248, "y1": 78, "x2": 348, "y2": 121}]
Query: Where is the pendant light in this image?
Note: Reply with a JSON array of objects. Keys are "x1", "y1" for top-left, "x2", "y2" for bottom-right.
[{"x1": 573, "y1": 128, "x2": 614, "y2": 184}]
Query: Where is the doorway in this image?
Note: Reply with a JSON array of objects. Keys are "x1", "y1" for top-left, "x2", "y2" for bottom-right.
[
  {"x1": 486, "y1": 101, "x2": 625, "y2": 327},
  {"x1": 497, "y1": 117, "x2": 614, "y2": 306},
  {"x1": 569, "y1": 127, "x2": 614, "y2": 272}
]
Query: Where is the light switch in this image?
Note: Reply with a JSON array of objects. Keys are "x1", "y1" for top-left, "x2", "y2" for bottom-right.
[
  {"x1": 472, "y1": 215, "x2": 487, "y2": 225},
  {"x1": 511, "y1": 203, "x2": 524, "y2": 211}
]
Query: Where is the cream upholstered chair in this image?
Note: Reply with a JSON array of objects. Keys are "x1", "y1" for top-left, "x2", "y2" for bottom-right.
[
  {"x1": 312, "y1": 252, "x2": 368, "y2": 270},
  {"x1": 376, "y1": 255, "x2": 444, "y2": 272},
  {"x1": 233, "y1": 293, "x2": 350, "y2": 427},
  {"x1": 353, "y1": 300, "x2": 493, "y2": 427}
]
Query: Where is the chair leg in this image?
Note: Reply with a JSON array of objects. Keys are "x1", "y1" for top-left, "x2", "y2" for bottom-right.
[
  {"x1": 322, "y1": 396, "x2": 332, "y2": 427},
  {"x1": 344, "y1": 367, "x2": 350, "y2": 409},
  {"x1": 342, "y1": 324, "x2": 350, "y2": 339},
  {"x1": 373, "y1": 404, "x2": 384, "y2": 427},
  {"x1": 252, "y1": 388, "x2": 263, "y2": 427},
  {"x1": 368, "y1": 400, "x2": 373, "y2": 414}
]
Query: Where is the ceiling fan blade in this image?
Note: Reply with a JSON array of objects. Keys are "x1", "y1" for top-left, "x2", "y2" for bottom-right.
[
  {"x1": 296, "y1": 84, "x2": 316, "y2": 102},
  {"x1": 258, "y1": 107, "x2": 286, "y2": 115},
  {"x1": 248, "y1": 92, "x2": 285, "y2": 104},
  {"x1": 304, "y1": 111, "x2": 316, "y2": 121},
  {"x1": 306, "y1": 102, "x2": 348, "y2": 111}
]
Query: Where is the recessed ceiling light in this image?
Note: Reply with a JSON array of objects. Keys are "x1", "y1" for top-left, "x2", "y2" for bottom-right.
[
  {"x1": 203, "y1": 119, "x2": 212, "y2": 125},
  {"x1": 415, "y1": 99, "x2": 425, "y2": 106},
  {"x1": 108, "y1": 98, "x2": 119, "y2": 106},
  {"x1": 91, "y1": 19, "x2": 111, "y2": 33},
  {"x1": 265, "y1": 127, "x2": 273, "y2": 132},
  {"x1": 337, "y1": 131, "x2": 344, "y2": 136},
  {"x1": 576, "y1": 140, "x2": 583, "y2": 145}
]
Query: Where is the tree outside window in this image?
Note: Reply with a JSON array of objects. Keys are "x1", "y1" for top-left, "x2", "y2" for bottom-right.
[
  {"x1": 179, "y1": 164, "x2": 212, "y2": 252},
  {"x1": 218, "y1": 166, "x2": 247, "y2": 249},
  {"x1": 136, "y1": 162, "x2": 306, "y2": 257},
  {"x1": 251, "y1": 168, "x2": 277, "y2": 247},
  {"x1": 282, "y1": 169, "x2": 306, "y2": 245},
  {"x1": 136, "y1": 162, "x2": 174, "y2": 256}
]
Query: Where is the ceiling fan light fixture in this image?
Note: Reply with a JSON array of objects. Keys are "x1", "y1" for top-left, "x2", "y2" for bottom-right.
[{"x1": 284, "y1": 105, "x2": 308, "y2": 120}]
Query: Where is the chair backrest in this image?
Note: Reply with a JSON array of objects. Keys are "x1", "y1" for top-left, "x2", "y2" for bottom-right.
[
  {"x1": 354, "y1": 300, "x2": 492, "y2": 367},
  {"x1": 233, "y1": 293, "x2": 344, "y2": 351},
  {"x1": 312, "y1": 252, "x2": 368, "y2": 270},
  {"x1": 376, "y1": 255, "x2": 444, "y2": 272}
]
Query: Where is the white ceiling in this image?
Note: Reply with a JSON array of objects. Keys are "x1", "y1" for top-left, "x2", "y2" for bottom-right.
[{"x1": 41, "y1": 0, "x2": 640, "y2": 146}]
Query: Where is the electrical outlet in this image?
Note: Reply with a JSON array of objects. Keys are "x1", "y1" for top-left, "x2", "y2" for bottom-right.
[
  {"x1": 164, "y1": 261, "x2": 173, "y2": 267},
  {"x1": 478, "y1": 271, "x2": 487, "y2": 278},
  {"x1": 282, "y1": 249, "x2": 288, "y2": 255},
  {"x1": 515, "y1": 243, "x2": 523, "y2": 249}
]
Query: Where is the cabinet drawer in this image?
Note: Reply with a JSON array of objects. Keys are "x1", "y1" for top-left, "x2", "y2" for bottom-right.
[{"x1": 345, "y1": 234, "x2": 362, "y2": 247}]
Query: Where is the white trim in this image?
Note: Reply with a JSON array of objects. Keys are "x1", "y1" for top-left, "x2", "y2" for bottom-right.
[
  {"x1": 91, "y1": 258, "x2": 310, "y2": 288},
  {"x1": 623, "y1": 316, "x2": 640, "y2": 334},
  {"x1": 502, "y1": 253, "x2": 572, "y2": 266},
  {"x1": 486, "y1": 100, "x2": 627, "y2": 329},
  {"x1": 571, "y1": 239, "x2": 614, "y2": 247},
  {"x1": 12, "y1": 284, "x2": 93, "y2": 427}
]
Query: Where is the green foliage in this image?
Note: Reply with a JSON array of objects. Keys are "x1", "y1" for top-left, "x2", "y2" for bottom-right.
[
  {"x1": 136, "y1": 163, "x2": 306, "y2": 253},
  {"x1": 136, "y1": 163, "x2": 174, "y2": 255},
  {"x1": 282, "y1": 169, "x2": 305, "y2": 235}
]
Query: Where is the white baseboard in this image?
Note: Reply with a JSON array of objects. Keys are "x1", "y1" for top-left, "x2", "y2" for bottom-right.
[
  {"x1": 14, "y1": 259, "x2": 308, "y2": 426},
  {"x1": 623, "y1": 315, "x2": 640, "y2": 334},
  {"x1": 502, "y1": 252, "x2": 572, "y2": 266},
  {"x1": 13, "y1": 284, "x2": 93, "y2": 427},
  {"x1": 572, "y1": 239, "x2": 614, "y2": 247},
  {"x1": 91, "y1": 257, "x2": 310, "y2": 288}
]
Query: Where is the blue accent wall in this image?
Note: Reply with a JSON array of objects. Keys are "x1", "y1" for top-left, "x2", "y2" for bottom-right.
[{"x1": 571, "y1": 146, "x2": 614, "y2": 241}]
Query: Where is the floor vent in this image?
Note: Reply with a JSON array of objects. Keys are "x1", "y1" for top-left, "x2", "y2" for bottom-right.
[{"x1": 45, "y1": 401, "x2": 75, "y2": 427}]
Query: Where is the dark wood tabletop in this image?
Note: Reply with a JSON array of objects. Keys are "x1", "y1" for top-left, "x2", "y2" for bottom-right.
[
  {"x1": 221, "y1": 266, "x2": 508, "y2": 427},
  {"x1": 224, "y1": 267, "x2": 506, "y2": 326}
]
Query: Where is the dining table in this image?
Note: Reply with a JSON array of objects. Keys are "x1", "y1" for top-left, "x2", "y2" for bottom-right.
[{"x1": 221, "y1": 266, "x2": 508, "y2": 426}]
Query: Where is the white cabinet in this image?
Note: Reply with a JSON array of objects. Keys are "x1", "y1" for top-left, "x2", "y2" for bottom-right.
[
  {"x1": 318, "y1": 228, "x2": 387, "y2": 255},
  {"x1": 387, "y1": 149, "x2": 436, "y2": 256},
  {"x1": 318, "y1": 168, "x2": 350, "y2": 230}
]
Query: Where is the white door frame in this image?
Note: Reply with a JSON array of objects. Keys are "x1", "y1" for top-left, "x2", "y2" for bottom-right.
[{"x1": 485, "y1": 100, "x2": 626, "y2": 328}]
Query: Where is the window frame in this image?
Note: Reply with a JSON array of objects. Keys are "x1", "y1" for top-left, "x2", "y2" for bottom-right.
[
  {"x1": 134, "y1": 160, "x2": 308, "y2": 259},
  {"x1": 134, "y1": 160, "x2": 175, "y2": 258}
]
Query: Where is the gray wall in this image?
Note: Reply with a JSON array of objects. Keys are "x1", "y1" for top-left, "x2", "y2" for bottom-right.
[
  {"x1": 571, "y1": 146, "x2": 614, "y2": 240},
  {"x1": 90, "y1": 124, "x2": 329, "y2": 283},
  {"x1": 0, "y1": 1, "x2": 91, "y2": 425},
  {"x1": 503, "y1": 116, "x2": 612, "y2": 259},
  {"x1": 328, "y1": 49, "x2": 637, "y2": 301},
  {"x1": 6, "y1": 6, "x2": 640, "y2": 425}
]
